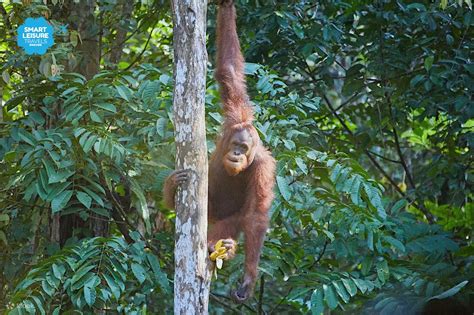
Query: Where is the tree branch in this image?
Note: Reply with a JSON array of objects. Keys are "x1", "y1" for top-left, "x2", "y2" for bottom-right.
[
  {"x1": 258, "y1": 275, "x2": 265, "y2": 315},
  {"x1": 321, "y1": 94, "x2": 435, "y2": 223},
  {"x1": 368, "y1": 150, "x2": 401, "y2": 164},
  {"x1": 376, "y1": 16, "x2": 434, "y2": 223},
  {"x1": 123, "y1": 20, "x2": 156, "y2": 71}
]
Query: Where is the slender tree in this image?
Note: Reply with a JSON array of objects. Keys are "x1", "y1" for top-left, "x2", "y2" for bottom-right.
[{"x1": 171, "y1": 1, "x2": 210, "y2": 314}]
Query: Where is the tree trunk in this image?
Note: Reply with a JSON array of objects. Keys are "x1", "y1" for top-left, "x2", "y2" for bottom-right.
[
  {"x1": 51, "y1": 0, "x2": 107, "y2": 244},
  {"x1": 171, "y1": 1, "x2": 210, "y2": 314}
]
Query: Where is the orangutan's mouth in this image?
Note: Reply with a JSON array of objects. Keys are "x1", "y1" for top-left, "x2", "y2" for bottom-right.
[{"x1": 228, "y1": 157, "x2": 241, "y2": 163}]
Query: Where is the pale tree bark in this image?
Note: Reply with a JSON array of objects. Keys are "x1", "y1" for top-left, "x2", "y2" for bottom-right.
[{"x1": 171, "y1": 1, "x2": 210, "y2": 314}]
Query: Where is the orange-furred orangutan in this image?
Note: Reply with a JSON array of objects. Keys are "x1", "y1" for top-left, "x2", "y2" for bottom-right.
[{"x1": 163, "y1": 0, "x2": 276, "y2": 303}]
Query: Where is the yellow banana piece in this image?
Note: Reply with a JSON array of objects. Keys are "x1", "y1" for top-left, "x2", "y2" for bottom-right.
[{"x1": 210, "y1": 239, "x2": 228, "y2": 262}]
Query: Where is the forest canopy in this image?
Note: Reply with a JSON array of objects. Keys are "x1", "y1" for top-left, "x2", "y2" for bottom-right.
[{"x1": 0, "y1": 0, "x2": 472, "y2": 314}]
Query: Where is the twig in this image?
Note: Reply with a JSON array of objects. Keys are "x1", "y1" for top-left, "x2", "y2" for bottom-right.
[
  {"x1": 258, "y1": 275, "x2": 265, "y2": 315},
  {"x1": 268, "y1": 288, "x2": 293, "y2": 314},
  {"x1": 123, "y1": 20, "x2": 157, "y2": 71},
  {"x1": 368, "y1": 150, "x2": 401, "y2": 164},
  {"x1": 210, "y1": 293, "x2": 241, "y2": 312},
  {"x1": 211, "y1": 292, "x2": 257, "y2": 313},
  {"x1": 315, "y1": 239, "x2": 328, "y2": 264},
  {"x1": 377, "y1": 16, "x2": 434, "y2": 223},
  {"x1": 321, "y1": 93, "x2": 435, "y2": 223}
]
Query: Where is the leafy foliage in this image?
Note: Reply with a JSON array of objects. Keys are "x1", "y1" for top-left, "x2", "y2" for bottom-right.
[{"x1": 8, "y1": 235, "x2": 170, "y2": 314}]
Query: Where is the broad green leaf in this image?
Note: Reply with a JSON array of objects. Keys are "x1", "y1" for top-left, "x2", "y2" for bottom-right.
[
  {"x1": 323, "y1": 284, "x2": 338, "y2": 310},
  {"x1": 384, "y1": 236, "x2": 405, "y2": 253},
  {"x1": 104, "y1": 274, "x2": 121, "y2": 299},
  {"x1": 390, "y1": 199, "x2": 407, "y2": 213},
  {"x1": 424, "y1": 56, "x2": 434, "y2": 71},
  {"x1": 48, "y1": 170, "x2": 75, "y2": 184},
  {"x1": 84, "y1": 285, "x2": 96, "y2": 306},
  {"x1": 131, "y1": 263, "x2": 147, "y2": 284},
  {"x1": 79, "y1": 186, "x2": 104, "y2": 207},
  {"x1": 116, "y1": 85, "x2": 131, "y2": 101},
  {"x1": 311, "y1": 288, "x2": 324, "y2": 315},
  {"x1": 341, "y1": 278, "x2": 357, "y2": 297},
  {"x1": 90, "y1": 111, "x2": 102, "y2": 123},
  {"x1": 295, "y1": 157, "x2": 308, "y2": 174},
  {"x1": 0, "y1": 214, "x2": 9, "y2": 222},
  {"x1": 30, "y1": 296, "x2": 45, "y2": 315},
  {"x1": 52, "y1": 264, "x2": 66, "y2": 280},
  {"x1": 156, "y1": 118, "x2": 167, "y2": 137},
  {"x1": 352, "y1": 278, "x2": 368, "y2": 293},
  {"x1": 77, "y1": 191, "x2": 92, "y2": 209},
  {"x1": 429, "y1": 281, "x2": 469, "y2": 300},
  {"x1": 146, "y1": 253, "x2": 170, "y2": 292},
  {"x1": 51, "y1": 190, "x2": 73, "y2": 213},
  {"x1": 350, "y1": 176, "x2": 361, "y2": 205},
  {"x1": 83, "y1": 135, "x2": 97, "y2": 153},
  {"x1": 332, "y1": 281, "x2": 350, "y2": 303},
  {"x1": 95, "y1": 103, "x2": 117, "y2": 113},
  {"x1": 367, "y1": 229, "x2": 374, "y2": 251},
  {"x1": 276, "y1": 176, "x2": 291, "y2": 201}
]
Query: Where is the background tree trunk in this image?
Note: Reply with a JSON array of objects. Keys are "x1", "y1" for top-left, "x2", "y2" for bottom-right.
[
  {"x1": 51, "y1": 0, "x2": 107, "y2": 244},
  {"x1": 171, "y1": 1, "x2": 210, "y2": 314}
]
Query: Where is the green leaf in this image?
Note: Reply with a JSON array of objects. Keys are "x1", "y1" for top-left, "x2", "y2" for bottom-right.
[
  {"x1": 332, "y1": 281, "x2": 350, "y2": 303},
  {"x1": 341, "y1": 278, "x2": 357, "y2": 297},
  {"x1": 0, "y1": 214, "x2": 10, "y2": 223},
  {"x1": 311, "y1": 288, "x2": 324, "y2": 315},
  {"x1": 424, "y1": 56, "x2": 434, "y2": 71},
  {"x1": 79, "y1": 186, "x2": 104, "y2": 207},
  {"x1": 30, "y1": 296, "x2": 45, "y2": 315},
  {"x1": 350, "y1": 176, "x2": 361, "y2": 205},
  {"x1": 48, "y1": 169, "x2": 75, "y2": 184},
  {"x1": 384, "y1": 236, "x2": 405, "y2": 253},
  {"x1": 390, "y1": 199, "x2": 407, "y2": 214},
  {"x1": 352, "y1": 278, "x2": 368, "y2": 293},
  {"x1": 295, "y1": 157, "x2": 308, "y2": 174},
  {"x1": 376, "y1": 260, "x2": 389, "y2": 283},
  {"x1": 131, "y1": 263, "x2": 147, "y2": 284},
  {"x1": 71, "y1": 266, "x2": 95, "y2": 285},
  {"x1": 116, "y1": 85, "x2": 131, "y2": 101},
  {"x1": 104, "y1": 274, "x2": 121, "y2": 299},
  {"x1": 156, "y1": 117, "x2": 167, "y2": 137},
  {"x1": 41, "y1": 279, "x2": 55, "y2": 296},
  {"x1": 276, "y1": 176, "x2": 291, "y2": 201},
  {"x1": 51, "y1": 190, "x2": 73, "y2": 213},
  {"x1": 429, "y1": 281, "x2": 469, "y2": 300},
  {"x1": 52, "y1": 264, "x2": 66, "y2": 280},
  {"x1": 84, "y1": 285, "x2": 96, "y2": 306},
  {"x1": 410, "y1": 74, "x2": 424, "y2": 87},
  {"x1": 323, "y1": 284, "x2": 338, "y2": 310},
  {"x1": 367, "y1": 229, "x2": 374, "y2": 251},
  {"x1": 323, "y1": 230, "x2": 335, "y2": 242},
  {"x1": 61, "y1": 87, "x2": 78, "y2": 97},
  {"x1": 77, "y1": 191, "x2": 92, "y2": 209},
  {"x1": 95, "y1": 103, "x2": 117, "y2": 113},
  {"x1": 146, "y1": 253, "x2": 170, "y2": 292},
  {"x1": 90, "y1": 111, "x2": 102, "y2": 123},
  {"x1": 83, "y1": 135, "x2": 97, "y2": 153}
]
